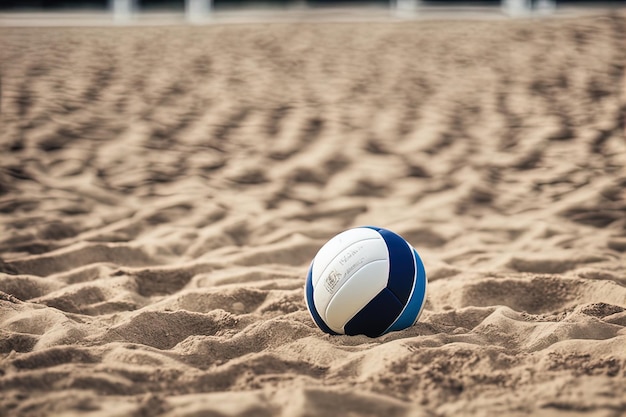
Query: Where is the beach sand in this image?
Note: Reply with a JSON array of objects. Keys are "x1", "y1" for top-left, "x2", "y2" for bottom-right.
[{"x1": 0, "y1": 10, "x2": 625, "y2": 417}]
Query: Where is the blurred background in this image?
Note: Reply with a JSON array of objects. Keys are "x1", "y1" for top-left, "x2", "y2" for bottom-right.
[{"x1": 0, "y1": 0, "x2": 624, "y2": 15}]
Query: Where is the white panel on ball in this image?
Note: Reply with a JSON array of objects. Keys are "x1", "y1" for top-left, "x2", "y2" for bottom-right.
[
  {"x1": 312, "y1": 237, "x2": 389, "y2": 320},
  {"x1": 311, "y1": 227, "x2": 381, "y2": 287},
  {"x1": 325, "y1": 260, "x2": 390, "y2": 333}
]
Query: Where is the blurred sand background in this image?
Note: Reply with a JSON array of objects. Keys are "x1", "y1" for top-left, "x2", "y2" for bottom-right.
[{"x1": 0, "y1": 9, "x2": 625, "y2": 417}]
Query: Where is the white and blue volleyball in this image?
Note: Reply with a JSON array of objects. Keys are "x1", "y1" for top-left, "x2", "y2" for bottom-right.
[{"x1": 305, "y1": 226, "x2": 427, "y2": 337}]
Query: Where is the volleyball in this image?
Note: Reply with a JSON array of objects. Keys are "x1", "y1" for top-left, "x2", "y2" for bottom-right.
[{"x1": 305, "y1": 226, "x2": 427, "y2": 337}]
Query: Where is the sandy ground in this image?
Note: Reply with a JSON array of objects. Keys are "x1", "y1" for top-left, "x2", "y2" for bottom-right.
[{"x1": 0, "y1": 11, "x2": 625, "y2": 417}]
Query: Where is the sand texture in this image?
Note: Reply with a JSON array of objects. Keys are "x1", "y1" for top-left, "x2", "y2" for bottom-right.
[{"x1": 1, "y1": 12, "x2": 625, "y2": 417}]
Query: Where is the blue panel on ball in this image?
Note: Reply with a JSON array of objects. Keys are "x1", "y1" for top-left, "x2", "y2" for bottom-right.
[
  {"x1": 305, "y1": 265, "x2": 339, "y2": 335},
  {"x1": 344, "y1": 288, "x2": 403, "y2": 338},
  {"x1": 386, "y1": 248, "x2": 427, "y2": 333},
  {"x1": 362, "y1": 227, "x2": 415, "y2": 305}
]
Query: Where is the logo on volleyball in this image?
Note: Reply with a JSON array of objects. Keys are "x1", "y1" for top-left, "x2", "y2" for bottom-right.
[{"x1": 324, "y1": 270, "x2": 342, "y2": 293}]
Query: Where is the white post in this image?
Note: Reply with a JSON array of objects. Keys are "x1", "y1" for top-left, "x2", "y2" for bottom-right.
[
  {"x1": 502, "y1": 0, "x2": 531, "y2": 17},
  {"x1": 112, "y1": 0, "x2": 135, "y2": 23},
  {"x1": 535, "y1": 0, "x2": 556, "y2": 15},
  {"x1": 186, "y1": 0, "x2": 212, "y2": 23},
  {"x1": 394, "y1": 0, "x2": 420, "y2": 17}
]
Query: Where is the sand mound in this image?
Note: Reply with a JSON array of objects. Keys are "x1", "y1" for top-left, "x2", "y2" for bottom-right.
[{"x1": 1, "y1": 11, "x2": 625, "y2": 417}]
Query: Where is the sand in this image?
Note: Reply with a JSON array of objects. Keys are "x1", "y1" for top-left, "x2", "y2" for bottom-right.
[{"x1": 0, "y1": 10, "x2": 625, "y2": 417}]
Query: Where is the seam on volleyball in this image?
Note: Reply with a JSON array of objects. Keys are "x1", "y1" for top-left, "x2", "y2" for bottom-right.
[
  {"x1": 386, "y1": 286, "x2": 403, "y2": 306},
  {"x1": 339, "y1": 288, "x2": 401, "y2": 335},
  {"x1": 313, "y1": 236, "x2": 381, "y2": 288},
  {"x1": 326, "y1": 259, "x2": 389, "y2": 333},
  {"x1": 384, "y1": 237, "x2": 415, "y2": 304},
  {"x1": 304, "y1": 263, "x2": 315, "y2": 322},
  {"x1": 335, "y1": 236, "x2": 391, "y2": 333},
  {"x1": 411, "y1": 250, "x2": 428, "y2": 326},
  {"x1": 383, "y1": 247, "x2": 418, "y2": 334},
  {"x1": 306, "y1": 264, "x2": 330, "y2": 333}
]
